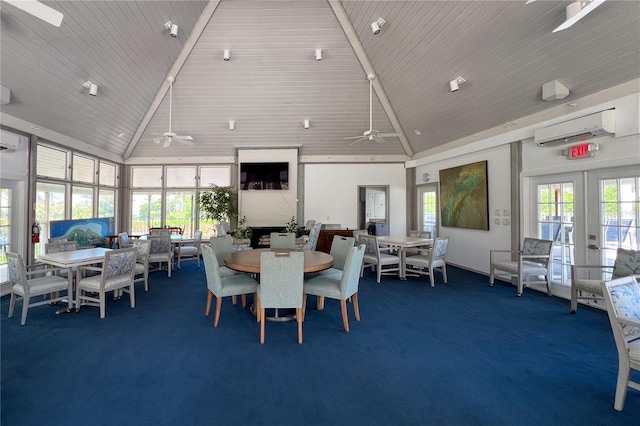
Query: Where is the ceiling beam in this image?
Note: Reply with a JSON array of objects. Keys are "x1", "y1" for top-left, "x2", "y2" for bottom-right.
[
  {"x1": 328, "y1": 0, "x2": 414, "y2": 158},
  {"x1": 123, "y1": 0, "x2": 221, "y2": 160}
]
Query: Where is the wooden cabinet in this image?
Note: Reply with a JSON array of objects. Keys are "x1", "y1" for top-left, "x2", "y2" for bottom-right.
[{"x1": 316, "y1": 229, "x2": 355, "y2": 253}]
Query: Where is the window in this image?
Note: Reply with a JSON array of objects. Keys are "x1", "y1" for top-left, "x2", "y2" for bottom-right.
[
  {"x1": 37, "y1": 145, "x2": 67, "y2": 179},
  {"x1": 35, "y1": 182, "x2": 66, "y2": 254},
  {"x1": 99, "y1": 189, "x2": 115, "y2": 218},
  {"x1": 0, "y1": 188, "x2": 11, "y2": 282},
  {"x1": 166, "y1": 191, "x2": 195, "y2": 235},
  {"x1": 131, "y1": 192, "x2": 162, "y2": 234},
  {"x1": 73, "y1": 154, "x2": 96, "y2": 184}
]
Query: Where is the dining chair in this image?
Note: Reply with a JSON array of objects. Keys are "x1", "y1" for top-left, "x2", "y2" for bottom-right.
[
  {"x1": 270, "y1": 232, "x2": 296, "y2": 249},
  {"x1": 299, "y1": 222, "x2": 322, "y2": 251},
  {"x1": 358, "y1": 234, "x2": 400, "y2": 283},
  {"x1": 149, "y1": 227, "x2": 171, "y2": 235},
  {"x1": 202, "y1": 245, "x2": 258, "y2": 327},
  {"x1": 147, "y1": 234, "x2": 174, "y2": 277},
  {"x1": 405, "y1": 231, "x2": 433, "y2": 256},
  {"x1": 76, "y1": 247, "x2": 137, "y2": 318},
  {"x1": 602, "y1": 275, "x2": 640, "y2": 411},
  {"x1": 570, "y1": 248, "x2": 640, "y2": 314},
  {"x1": 256, "y1": 251, "x2": 305, "y2": 344},
  {"x1": 47, "y1": 236, "x2": 68, "y2": 243},
  {"x1": 117, "y1": 232, "x2": 133, "y2": 248},
  {"x1": 44, "y1": 241, "x2": 78, "y2": 279},
  {"x1": 405, "y1": 236, "x2": 449, "y2": 287},
  {"x1": 132, "y1": 239, "x2": 151, "y2": 292},
  {"x1": 303, "y1": 244, "x2": 365, "y2": 333},
  {"x1": 6, "y1": 252, "x2": 70, "y2": 325},
  {"x1": 489, "y1": 237, "x2": 554, "y2": 297},
  {"x1": 176, "y1": 230, "x2": 203, "y2": 268}
]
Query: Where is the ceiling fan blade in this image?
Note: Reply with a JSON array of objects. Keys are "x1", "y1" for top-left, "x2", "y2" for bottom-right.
[
  {"x1": 343, "y1": 135, "x2": 366, "y2": 140},
  {"x1": 377, "y1": 133, "x2": 401, "y2": 138},
  {"x1": 5, "y1": 0, "x2": 64, "y2": 27},
  {"x1": 162, "y1": 139, "x2": 171, "y2": 148},
  {"x1": 349, "y1": 138, "x2": 367, "y2": 146},
  {"x1": 553, "y1": 0, "x2": 607, "y2": 33},
  {"x1": 174, "y1": 135, "x2": 193, "y2": 141},
  {"x1": 176, "y1": 139, "x2": 195, "y2": 146}
]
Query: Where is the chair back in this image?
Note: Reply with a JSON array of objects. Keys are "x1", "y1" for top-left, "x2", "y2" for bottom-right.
[
  {"x1": 132, "y1": 239, "x2": 150, "y2": 262},
  {"x1": 148, "y1": 235, "x2": 172, "y2": 255},
  {"x1": 522, "y1": 238, "x2": 553, "y2": 257},
  {"x1": 5, "y1": 252, "x2": 28, "y2": 296},
  {"x1": 101, "y1": 247, "x2": 137, "y2": 286},
  {"x1": 48, "y1": 236, "x2": 68, "y2": 243},
  {"x1": 612, "y1": 248, "x2": 640, "y2": 279},
  {"x1": 215, "y1": 221, "x2": 231, "y2": 236},
  {"x1": 270, "y1": 232, "x2": 296, "y2": 249},
  {"x1": 210, "y1": 235, "x2": 234, "y2": 266},
  {"x1": 408, "y1": 230, "x2": 420, "y2": 237},
  {"x1": 259, "y1": 251, "x2": 304, "y2": 308},
  {"x1": 603, "y1": 276, "x2": 640, "y2": 341},
  {"x1": 418, "y1": 231, "x2": 432, "y2": 239},
  {"x1": 118, "y1": 232, "x2": 131, "y2": 248},
  {"x1": 149, "y1": 228, "x2": 171, "y2": 235},
  {"x1": 340, "y1": 245, "x2": 366, "y2": 299},
  {"x1": 329, "y1": 236, "x2": 355, "y2": 271},
  {"x1": 194, "y1": 230, "x2": 203, "y2": 242},
  {"x1": 432, "y1": 237, "x2": 449, "y2": 261},
  {"x1": 304, "y1": 220, "x2": 316, "y2": 230},
  {"x1": 352, "y1": 230, "x2": 369, "y2": 243},
  {"x1": 358, "y1": 234, "x2": 380, "y2": 258},
  {"x1": 303, "y1": 222, "x2": 322, "y2": 250},
  {"x1": 45, "y1": 241, "x2": 77, "y2": 253},
  {"x1": 202, "y1": 245, "x2": 223, "y2": 295}
]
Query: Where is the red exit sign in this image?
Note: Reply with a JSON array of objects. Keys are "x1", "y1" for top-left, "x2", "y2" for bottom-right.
[{"x1": 563, "y1": 143, "x2": 598, "y2": 160}]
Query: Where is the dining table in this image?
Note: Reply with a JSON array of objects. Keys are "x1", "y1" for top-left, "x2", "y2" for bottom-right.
[
  {"x1": 37, "y1": 247, "x2": 112, "y2": 313},
  {"x1": 224, "y1": 248, "x2": 334, "y2": 321},
  {"x1": 376, "y1": 235, "x2": 433, "y2": 280}
]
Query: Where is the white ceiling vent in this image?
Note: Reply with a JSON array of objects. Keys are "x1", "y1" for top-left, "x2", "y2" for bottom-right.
[{"x1": 534, "y1": 110, "x2": 616, "y2": 147}]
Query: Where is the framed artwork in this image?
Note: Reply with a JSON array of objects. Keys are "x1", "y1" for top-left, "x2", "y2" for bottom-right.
[
  {"x1": 439, "y1": 161, "x2": 489, "y2": 230},
  {"x1": 50, "y1": 217, "x2": 115, "y2": 247}
]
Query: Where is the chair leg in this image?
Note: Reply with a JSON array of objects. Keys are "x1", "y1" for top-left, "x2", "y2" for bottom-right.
[
  {"x1": 352, "y1": 293, "x2": 360, "y2": 322},
  {"x1": 297, "y1": 308, "x2": 303, "y2": 344},
  {"x1": 302, "y1": 293, "x2": 307, "y2": 321},
  {"x1": 317, "y1": 296, "x2": 325, "y2": 310},
  {"x1": 241, "y1": 294, "x2": 247, "y2": 308},
  {"x1": 614, "y1": 361, "x2": 631, "y2": 411},
  {"x1": 429, "y1": 267, "x2": 435, "y2": 287},
  {"x1": 570, "y1": 286, "x2": 578, "y2": 314},
  {"x1": 99, "y1": 291, "x2": 106, "y2": 318},
  {"x1": 260, "y1": 308, "x2": 266, "y2": 344},
  {"x1": 489, "y1": 267, "x2": 494, "y2": 286},
  {"x1": 205, "y1": 290, "x2": 213, "y2": 316},
  {"x1": 20, "y1": 295, "x2": 29, "y2": 325},
  {"x1": 214, "y1": 296, "x2": 222, "y2": 327},
  {"x1": 232, "y1": 295, "x2": 237, "y2": 305},
  {"x1": 144, "y1": 272, "x2": 149, "y2": 291},
  {"x1": 255, "y1": 295, "x2": 261, "y2": 322},
  {"x1": 8, "y1": 292, "x2": 16, "y2": 318},
  {"x1": 129, "y1": 284, "x2": 135, "y2": 308},
  {"x1": 442, "y1": 264, "x2": 448, "y2": 283},
  {"x1": 340, "y1": 300, "x2": 349, "y2": 332}
]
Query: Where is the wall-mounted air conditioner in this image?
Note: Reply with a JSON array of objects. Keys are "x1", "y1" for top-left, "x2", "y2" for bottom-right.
[
  {"x1": 534, "y1": 110, "x2": 616, "y2": 147},
  {"x1": 0, "y1": 133, "x2": 20, "y2": 152}
]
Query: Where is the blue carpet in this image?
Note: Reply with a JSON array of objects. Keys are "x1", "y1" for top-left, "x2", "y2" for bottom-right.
[{"x1": 1, "y1": 263, "x2": 638, "y2": 425}]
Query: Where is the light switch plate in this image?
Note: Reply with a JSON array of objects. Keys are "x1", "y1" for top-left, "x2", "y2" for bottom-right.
[
  {"x1": 503, "y1": 209, "x2": 510, "y2": 216},
  {"x1": 494, "y1": 218, "x2": 500, "y2": 225},
  {"x1": 503, "y1": 218, "x2": 510, "y2": 225}
]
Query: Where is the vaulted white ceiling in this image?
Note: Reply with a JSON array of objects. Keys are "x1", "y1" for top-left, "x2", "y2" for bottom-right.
[{"x1": 1, "y1": 0, "x2": 638, "y2": 164}]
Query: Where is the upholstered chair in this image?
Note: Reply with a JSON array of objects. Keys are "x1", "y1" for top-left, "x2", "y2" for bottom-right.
[
  {"x1": 489, "y1": 237, "x2": 554, "y2": 297},
  {"x1": 215, "y1": 221, "x2": 231, "y2": 236},
  {"x1": 76, "y1": 247, "x2": 137, "y2": 318},
  {"x1": 304, "y1": 220, "x2": 316, "y2": 231},
  {"x1": 405, "y1": 231, "x2": 433, "y2": 256},
  {"x1": 358, "y1": 234, "x2": 400, "y2": 283},
  {"x1": 571, "y1": 248, "x2": 640, "y2": 314},
  {"x1": 117, "y1": 232, "x2": 133, "y2": 248},
  {"x1": 602, "y1": 276, "x2": 640, "y2": 411},
  {"x1": 132, "y1": 239, "x2": 151, "y2": 292},
  {"x1": 176, "y1": 230, "x2": 203, "y2": 268},
  {"x1": 147, "y1": 235, "x2": 174, "y2": 277},
  {"x1": 300, "y1": 222, "x2": 322, "y2": 251},
  {"x1": 202, "y1": 245, "x2": 258, "y2": 328},
  {"x1": 405, "y1": 237, "x2": 449, "y2": 287},
  {"x1": 44, "y1": 241, "x2": 78, "y2": 279},
  {"x1": 210, "y1": 235, "x2": 239, "y2": 278},
  {"x1": 256, "y1": 251, "x2": 304, "y2": 344},
  {"x1": 270, "y1": 232, "x2": 296, "y2": 249},
  {"x1": 6, "y1": 252, "x2": 70, "y2": 325},
  {"x1": 149, "y1": 228, "x2": 172, "y2": 235},
  {"x1": 303, "y1": 244, "x2": 365, "y2": 333}
]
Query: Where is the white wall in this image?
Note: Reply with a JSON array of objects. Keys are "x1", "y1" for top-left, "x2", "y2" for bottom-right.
[
  {"x1": 415, "y1": 145, "x2": 512, "y2": 274},
  {"x1": 304, "y1": 163, "x2": 406, "y2": 234}
]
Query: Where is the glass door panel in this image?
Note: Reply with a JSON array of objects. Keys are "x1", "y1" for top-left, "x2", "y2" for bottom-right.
[{"x1": 418, "y1": 183, "x2": 438, "y2": 237}]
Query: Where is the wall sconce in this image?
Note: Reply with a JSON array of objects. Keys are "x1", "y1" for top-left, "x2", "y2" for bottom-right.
[
  {"x1": 303, "y1": 119, "x2": 310, "y2": 129},
  {"x1": 229, "y1": 120, "x2": 235, "y2": 130},
  {"x1": 314, "y1": 49, "x2": 322, "y2": 61},
  {"x1": 223, "y1": 49, "x2": 230, "y2": 61},
  {"x1": 83, "y1": 81, "x2": 98, "y2": 96}
]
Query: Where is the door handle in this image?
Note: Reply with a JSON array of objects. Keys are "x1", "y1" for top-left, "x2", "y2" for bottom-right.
[{"x1": 588, "y1": 244, "x2": 600, "y2": 250}]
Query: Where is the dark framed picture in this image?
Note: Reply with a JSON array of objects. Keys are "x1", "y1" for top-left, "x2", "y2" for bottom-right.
[{"x1": 439, "y1": 161, "x2": 489, "y2": 230}]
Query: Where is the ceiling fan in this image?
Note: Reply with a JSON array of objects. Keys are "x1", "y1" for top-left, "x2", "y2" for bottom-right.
[
  {"x1": 4, "y1": 0, "x2": 64, "y2": 27},
  {"x1": 147, "y1": 76, "x2": 195, "y2": 148},
  {"x1": 526, "y1": 0, "x2": 608, "y2": 33},
  {"x1": 343, "y1": 74, "x2": 400, "y2": 145}
]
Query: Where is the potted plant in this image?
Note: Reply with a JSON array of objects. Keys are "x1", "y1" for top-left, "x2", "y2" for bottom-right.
[
  {"x1": 198, "y1": 185, "x2": 238, "y2": 225},
  {"x1": 232, "y1": 216, "x2": 252, "y2": 244},
  {"x1": 284, "y1": 216, "x2": 307, "y2": 238}
]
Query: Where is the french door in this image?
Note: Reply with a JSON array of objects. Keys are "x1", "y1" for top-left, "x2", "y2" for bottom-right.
[{"x1": 418, "y1": 183, "x2": 438, "y2": 237}]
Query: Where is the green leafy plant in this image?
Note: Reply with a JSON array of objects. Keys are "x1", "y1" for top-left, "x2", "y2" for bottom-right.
[
  {"x1": 283, "y1": 217, "x2": 307, "y2": 237},
  {"x1": 198, "y1": 185, "x2": 238, "y2": 223},
  {"x1": 232, "y1": 216, "x2": 252, "y2": 240}
]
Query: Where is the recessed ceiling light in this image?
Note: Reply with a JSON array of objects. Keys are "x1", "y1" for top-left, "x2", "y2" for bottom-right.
[{"x1": 414, "y1": 130, "x2": 422, "y2": 135}]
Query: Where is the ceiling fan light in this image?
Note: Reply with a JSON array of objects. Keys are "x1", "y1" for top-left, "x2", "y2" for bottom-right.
[
  {"x1": 303, "y1": 119, "x2": 310, "y2": 129},
  {"x1": 223, "y1": 49, "x2": 231, "y2": 61},
  {"x1": 314, "y1": 49, "x2": 322, "y2": 61},
  {"x1": 229, "y1": 120, "x2": 235, "y2": 130}
]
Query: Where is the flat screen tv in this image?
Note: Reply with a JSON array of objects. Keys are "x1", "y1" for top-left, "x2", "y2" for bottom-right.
[{"x1": 240, "y1": 162, "x2": 289, "y2": 190}]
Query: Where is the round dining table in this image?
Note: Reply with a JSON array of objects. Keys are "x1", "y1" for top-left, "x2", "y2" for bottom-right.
[{"x1": 224, "y1": 248, "x2": 334, "y2": 274}]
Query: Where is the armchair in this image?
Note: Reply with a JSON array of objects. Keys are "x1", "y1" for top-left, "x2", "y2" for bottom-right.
[
  {"x1": 602, "y1": 276, "x2": 640, "y2": 411},
  {"x1": 76, "y1": 247, "x2": 137, "y2": 318},
  {"x1": 132, "y1": 239, "x2": 151, "y2": 292},
  {"x1": 6, "y1": 252, "x2": 70, "y2": 325},
  {"x1": 176, "y1": 230, "x2": 203, "y2": 268},
  {"x1": 489, "y1": 237, "x2": 554, "y2": 297},
  {"x1": 298, "y1": 222, "x2": 322, "y2": 251},
  {"x1": 358, "y1": 234, "x2": 400, "y2": 283},
  {"x1": 117, "y1": 232, "x2": 133, "y2": 248},
  {"x1": 571, "y1": 248, "x2": 640, "y2": 314},
  {"x1": 405, "y1": 237, "x2": 449, "y2": 287},
  {"x1": 147, "y1": 235, "x2": 174, "y2": 277}
]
